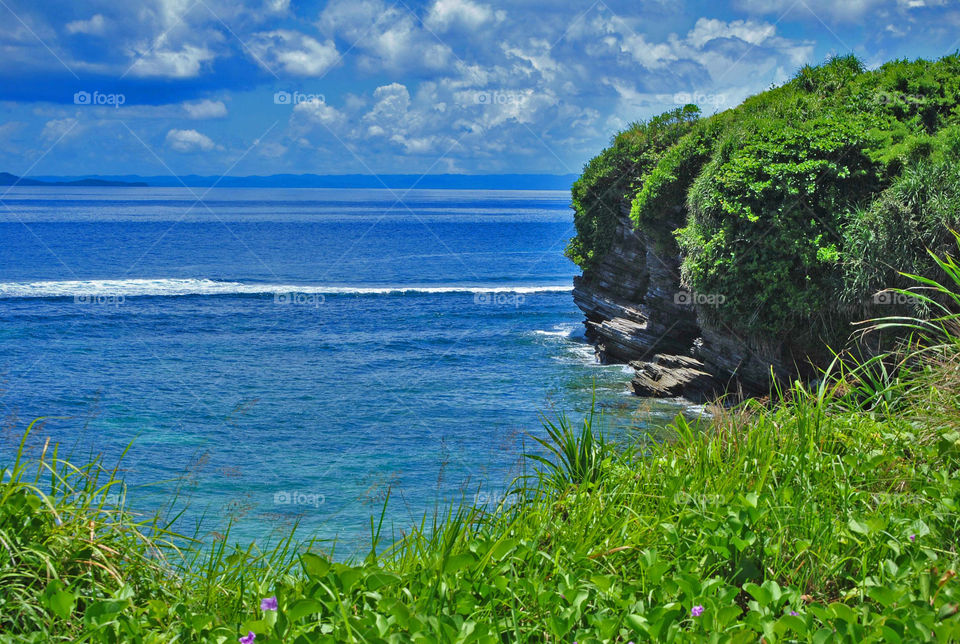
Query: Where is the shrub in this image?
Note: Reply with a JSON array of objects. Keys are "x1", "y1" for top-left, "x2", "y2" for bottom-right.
[
  {"x1": 677, "y1": 113, "x2": 885, "y2": 336},
  {"x1": 566, "y1": 105, "x2": 700, "y2": 269},
  {"x1": 629, "y1": 116, "x2": 730, "y2": 252},
  {"x1": 844, "y1": 166, "x2": 960, "y2": 310}
]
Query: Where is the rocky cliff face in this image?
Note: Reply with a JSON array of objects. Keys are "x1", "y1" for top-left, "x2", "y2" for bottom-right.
[{"x1": 571, "y1": 201, "x2": 792, "y2": 401}]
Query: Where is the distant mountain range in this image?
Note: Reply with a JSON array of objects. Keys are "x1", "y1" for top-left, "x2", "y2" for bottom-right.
[
  {"x1": 8, "y1": 173, "x2": 577, "y2": 190},
  {"x1": 0, "y1": 172, "x2": 147, "y2": 187}
]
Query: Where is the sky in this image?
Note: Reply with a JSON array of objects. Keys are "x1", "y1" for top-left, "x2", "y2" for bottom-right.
[{"x1": 0, "y1": 0, "x2": 958, "y2": 177}]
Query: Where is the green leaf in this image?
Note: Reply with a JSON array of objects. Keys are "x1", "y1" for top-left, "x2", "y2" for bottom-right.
[
  {"x1": 286, "y1": 599, "x2": 325, "y2": 622},
  {"x1": 300, "y1": 552, "x2": 331, "y2": 579},
  {"x1": 828, "y1": 602, "x2": 857, "y2": 624},
  {"x1": 365, "y1": 571, "x2": 402, "y2": 590},
  {"x1": 443, "y1": 553, "x2": 477, "y2": 575},
  {"x1": 83, "y1": 599, "x2": 129, "y2": 626},
  {"x1": 146, "y1": 599, "x2": 168, "y2": 620},
  {"x1": 337, "y1": 566, "x2": 363, "y2": 590},
  {"x1": 716, "y1": 604, "x2": 742, "y2": 628},
  {"x1": 812, "y1": 626, "x2": 834, "y2": 644},
  {"x1": 848, "y1": 518, "x2": 871, "y2": 536},
  {"x1": 777, "y1": 614, "x2": 807, "y2": 636},
  {"x1": 866, "y1": 585, "x2": 899, "y2": 607},
  {"x1": 626, "y1": 614, "x2": 648, "y2": 631},
  {"x1": 743, "y1": 582, "x2": 772, "y2": 606},
  {"x1": 191, "y1": 613, "x2": 214, "y2": 631},
  {"x1": 489, "y1": 538, "x2": 517, "y2": 561},
  {"x1": 49, "y1": 589, "x2": 76, "y2": 620},
  {"x1": 879, "y1": 625, "x2": 903, "y2": 644}
]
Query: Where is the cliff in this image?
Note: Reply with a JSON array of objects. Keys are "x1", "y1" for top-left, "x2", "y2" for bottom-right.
[
  {"x1": 572, "y1": 202, "x2": 788, "y2": 401},
  {"x1": 567, "y1": 54, "x2": 960, "y2": 401}
]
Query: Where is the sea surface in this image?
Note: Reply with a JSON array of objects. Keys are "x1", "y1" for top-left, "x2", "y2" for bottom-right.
[{"x1": 0, "y1": 187, "x2": 684, "y2": 555}]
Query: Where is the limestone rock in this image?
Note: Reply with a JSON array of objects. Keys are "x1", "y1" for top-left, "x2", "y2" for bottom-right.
[{"x1": 629, "y1": 354, "x2": 723, "y2": 402}]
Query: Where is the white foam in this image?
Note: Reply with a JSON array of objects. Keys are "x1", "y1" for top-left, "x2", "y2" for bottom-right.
[
  {"x1": 531, "y1": 322, "x2": 580, "y2": 338},
  {"x1": 0, "y1": 278, "x2": 573, "y2": 299}
]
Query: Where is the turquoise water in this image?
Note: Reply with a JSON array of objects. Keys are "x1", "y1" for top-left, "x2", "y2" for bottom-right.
[{"x1": 0, "y1": 187, "x2": 683, "y2": 556}]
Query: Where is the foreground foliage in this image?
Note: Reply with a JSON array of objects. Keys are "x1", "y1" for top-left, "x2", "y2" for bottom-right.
[{"x1": 3, "y1": 360, "x2": 960, "y2": 641}]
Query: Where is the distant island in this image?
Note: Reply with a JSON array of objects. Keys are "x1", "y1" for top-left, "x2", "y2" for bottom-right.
[
  {"x1": 0, "y1": 172, "x2": 147, "y2": 187},
  {"x1": 10, "y1": 173, "x2": 578, "y2": 190}
]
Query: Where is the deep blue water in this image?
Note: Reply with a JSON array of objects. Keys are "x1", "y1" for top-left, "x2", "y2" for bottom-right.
[{"x1": 0, "y1": 187, "x2": 682, "y2": 556}]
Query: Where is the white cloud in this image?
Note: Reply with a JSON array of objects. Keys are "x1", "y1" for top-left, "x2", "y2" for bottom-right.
[
  {"x1": 424, "y1": 0, "x2": 504, "y2": 31},
  {"x1": 265, "y1": 0, "x2": 291, "y2": 12},
  {"x1": 248, "y1": 30, "x2": 340, "y2": 76},
  {"x1": 128, "y1": 45, "x2": 216, "y2": 78},
  {"x1": 318, "y1": 0, "x2": 453, "y2": 72},
  {"x1": 65, "y1": 14, "x2": 107, "y2": 35},
  {"x1": 293, "y1": 98, "x2": 344, "y2": 126},
  {"x1": 503, "y1": 39, "x2": 561, "y2": 81},
  {"x1": 183, "y1": 99, "x2": 228, "y2": 119},
  {"x1": 165, "y1": 128, "x2": 216, "y2": 152},
  {"x1": 41, "y1": 118, "x2": 79, "y2": 142},
  {"x1": 364, "y1": 83, "x2": 411, "y2": 127},
  {"x1": 687, "y1": 18, "x2": 777, "y2": 48}
]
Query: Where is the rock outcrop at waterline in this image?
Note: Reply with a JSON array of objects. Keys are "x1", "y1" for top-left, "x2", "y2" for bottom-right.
[{"x1": 571, "y1": 202, "x2": 792, "y2": 401}]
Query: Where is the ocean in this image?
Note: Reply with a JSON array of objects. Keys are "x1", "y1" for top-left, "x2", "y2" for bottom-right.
[{"x1": 0, "y1": 186, "x2": 683, "y2": 555}]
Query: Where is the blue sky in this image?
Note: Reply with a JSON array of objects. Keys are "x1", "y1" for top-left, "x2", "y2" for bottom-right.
[{"x1": 0, "y1": 0, "x2": 957, "y2": 176}]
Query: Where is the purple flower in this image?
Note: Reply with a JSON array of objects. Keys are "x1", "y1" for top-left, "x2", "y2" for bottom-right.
[
  {"x1": 239, "y1": 632, "x2": 255, "y2": 644},
  {"x1": 909, "y1": 534, "x2": 916, "y2": 542},
  {"x1": 691, "y1": 605, "x2": 704, "y2": 617},
  {"x1": 790, "y1": 611, "x2": 799, "y2": 616},
  {"x1": 260, "y1": 596, "x2": 278, "y2": 611}
]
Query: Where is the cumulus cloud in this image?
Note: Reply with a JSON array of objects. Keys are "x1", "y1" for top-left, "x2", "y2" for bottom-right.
[
  {"x1": 183, "y1": 99, "x2": 228, "y2": 118},
  {"x1": 65, "y1": 14, "x2": 107, "y2": 35},
  {"x1": 165, "y1": 128, "x2": 216, "y2": 152},
  {"x1": 248, "y1": 30, "x2": 340, "y2": 76},
  {"x1": 424, "y1": 0, "x2": 505, "y2": 31},
  {"x1": 292, "y1": 98, "x2": 345, "y2": 127},
  {"x1": 318, "y1": 0, "x2": 454, "y2": 72},
  {"x1": 128, "y1": 45, "x2": 216, "y2": 78}
]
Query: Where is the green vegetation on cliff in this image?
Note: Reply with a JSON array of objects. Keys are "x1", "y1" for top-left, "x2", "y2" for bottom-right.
[
  {"x1": 567, "y1": 104, "x2": 700, "y2": 268},
  {"x1": 568, "y1": 54, "x2": 960, "y2": 342}
]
